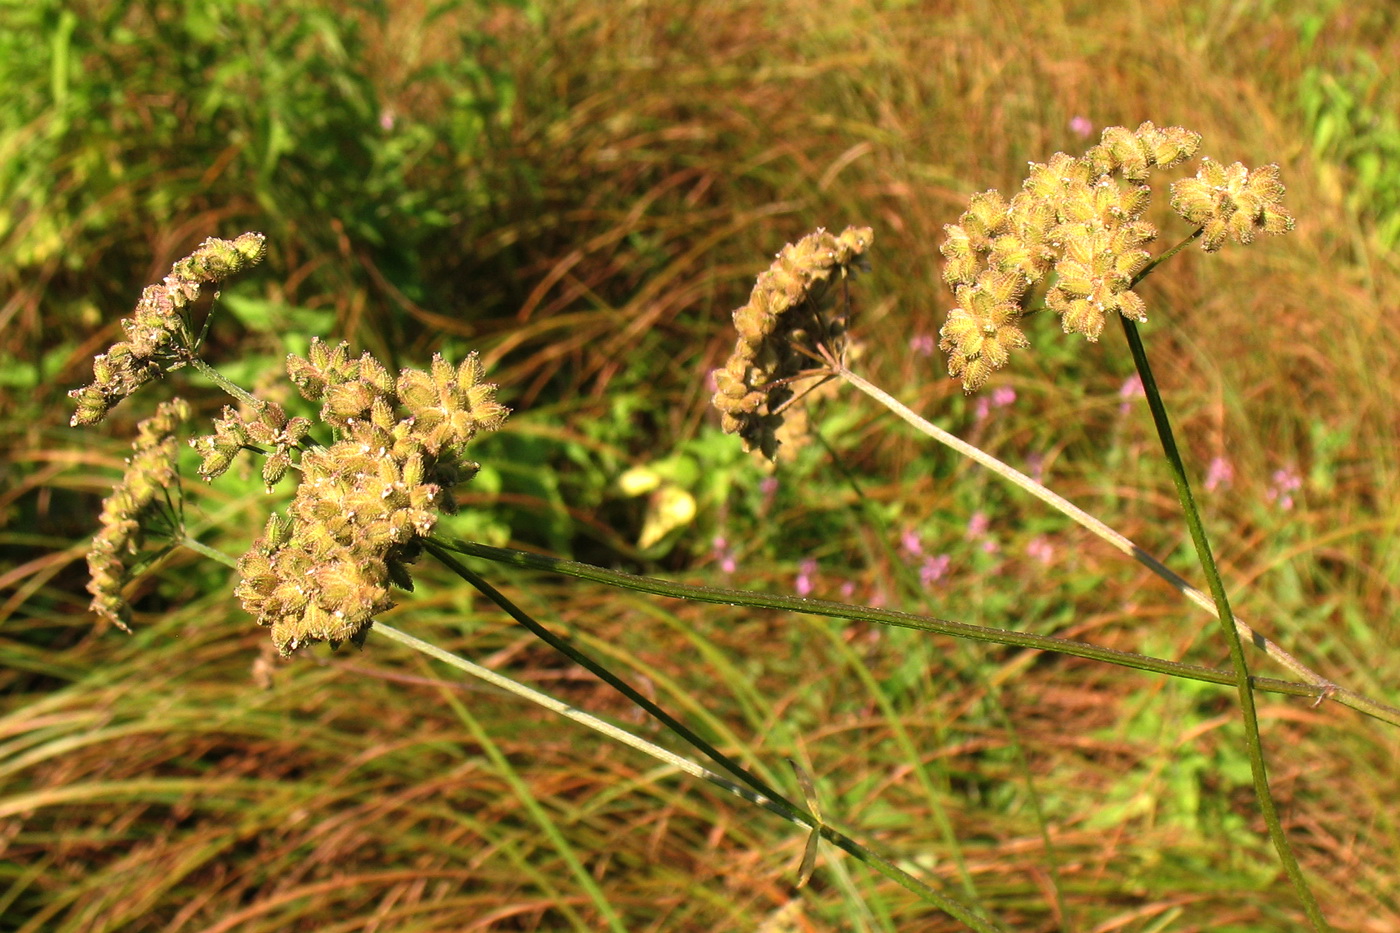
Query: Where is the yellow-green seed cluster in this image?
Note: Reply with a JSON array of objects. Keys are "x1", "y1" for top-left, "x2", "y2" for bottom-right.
[
  {"x1": 224, "y1": 339, "x2": 509, "y2": 655},
  {"x1": 86, "y1": 398, "x2": 192, "y2": 631},
  {"x1": 69, "y1": 234, "x2": 267, "y2": 426},
  {"x1": 192, "y1": 401, "x2": 313, "y2": 491},
  {"x1": 1169, "y1": 158, "x2": 1295, "y2": 252},
  {"x1": 711, "y1": 225, "x2": 873, "y2": 461},
  {"x1": 938, "y1": 122, "x2": 1293, "y2": 392}
]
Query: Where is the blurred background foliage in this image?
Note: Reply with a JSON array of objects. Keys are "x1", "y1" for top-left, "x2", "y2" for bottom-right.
[{"x1": 2, "y1": 0, "x2": 1399, "y2": 929}]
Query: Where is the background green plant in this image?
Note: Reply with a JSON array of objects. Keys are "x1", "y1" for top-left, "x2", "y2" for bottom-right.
[{"x1": 3, "y1": 0, "x2": 1399, "y2": 929}]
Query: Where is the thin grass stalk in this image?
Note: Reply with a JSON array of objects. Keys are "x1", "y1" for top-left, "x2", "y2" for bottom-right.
[
  {"x1": 958, "y1": 629, "x2": 1071, "y2": 932},
  {"x1": 425, "y1": 541, "x2": 794, "y2": 808},
  {"x1": 422, "y1": 540, "x2": 1005, "y2": 930},
  {"x1": 808, "y1": 617, "x2": 988, "y2": 912},
  {"x1": 1119, "y1": 316, "x2": 1329, "y2": 930},
  {"x1": 418, "y1": 661, "x2": 627, "y2": 933},
  {"x1": 831, "y1": 368, "x2": 1400, "y2": 727},
  {"x1": 374, "y1": 623, "x2": 798, "y2": 823},
  {"x1": 812, "y1": 431, "x2": 998, "y2": 909},
  {"x1": 437, "y1": 539, "x2": 1332, "y2": 703},
  {"x1": 189, "y1": 535, "x2": 1001, "y2": 928},
  {"x1": 817, "y1": 432, "x2": 1067, "y2": 922}
]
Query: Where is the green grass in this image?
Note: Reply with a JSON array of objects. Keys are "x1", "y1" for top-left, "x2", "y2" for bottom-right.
[{"x1": 4, "y1": 0, "x2": 1400, "y2": 929}]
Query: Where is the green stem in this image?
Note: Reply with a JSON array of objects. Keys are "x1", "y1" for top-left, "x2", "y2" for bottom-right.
[
  {"x1": 189, "y1": 533, "x2": 1000, "y2": 927},
  {"x1": 1134, "y1": 228, "x2": 1203, "y2": 285},
  {"x1": 425, "y1": 540, "x2": 795, "y2": 812},
  {"x1": 815, "y1": 431, "x2": 1043, "y2": 916},
  {"x1": 180, "y1": 534, "x2": 235, "y2": 567},
  {"x1": 423, "y1": 540, "x2": 1004, "y2": 932},
  {"x1": 374, "y1": 623, "x2": 799, "y2": 821},
  {"x1": 435, "y1": 538, "x2": 1328, "y2": 701},
  {"x1": 1119, "y1": 316, "x2": 1329, "y2": 931},
  {"x1": 424, "y1": 662, "x2": 627, "y2": 933},
  {"x1": 186, "y1": 356, "x2": 263, "y2": 411},
  {"x1": 835, "y1": 367, "x2": 1400, "y2": 728}
]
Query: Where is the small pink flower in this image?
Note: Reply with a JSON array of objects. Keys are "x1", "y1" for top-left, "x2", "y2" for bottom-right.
[
  {"x1": 909, "y1": 333, "x2": 936, "y2": 357},
  {"x1": 1069, "y1": 115, "x2": 1094, "y2": 139},
  {"x1": 1026, "y1": 454, "x2": 1046, "y2": 484},
  {"x1": 1266, "y1": 468, "x2": 1302, "y2": 510},
  {"x1": 1204, "y1": 456, "x2": 1234, "y2": 493},
  {"x1": 1119, "y1": 374, "x2": 1145, "y2": 413},
  {"x1": 975, "y1": 386, "x2": 1017, "y2": 423},
  {"x1": 1027, "y1": 536, "x2": 1055, "y2": 565},
  {"x1": 920, "y1": 554, "x2": 951, "y2": 587},
  {"x1": 900, "y1": 528, "x2": 924, "y2": 557},
  {"x1": 760, "y1": 475, "x2": 779, "y2": 513},
  {"x1": 965, "y1": 512, "x2": 999, "y2": 554},
  {"x1": 711, "y1": 535, "x2": 737, "y2": 574},
  {"x1": 795, "y1": 558, "x2": 818, "y2": 596}
]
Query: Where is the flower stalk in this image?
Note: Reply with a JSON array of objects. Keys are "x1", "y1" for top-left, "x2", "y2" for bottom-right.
[{"x1": 1120, "y1": 316, "x2": 1328, "y2": 930}]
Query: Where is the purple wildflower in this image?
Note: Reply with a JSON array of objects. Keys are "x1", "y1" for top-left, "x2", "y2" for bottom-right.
[
  {"x1": 1204, "y1": 456, "x2": 1234, "y2": 493},
  {"x1": 711, "y1": 535, "x2": 737, "y2": 574},
  {"x1": 1266, "y1": 468, "x2": 1302, "y2": 510},
  {"x1": 760, "y1": 475, "x2": 779, "y2": 505},
  {"x1": 974, "y1": 386, "x2": 1017, "y2": 423},
  {"x1": 1119, "y1": 374, "x2": 1145, "y2": 413},
  {"x1": 1027, "y1": 536, "x2": 1055, "y2": 565},
  {"x1": 920, "y1": 554, "x2": 951, "y2": 587}
]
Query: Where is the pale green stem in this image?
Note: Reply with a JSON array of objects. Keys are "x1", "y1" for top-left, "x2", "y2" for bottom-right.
[
  {"x1": 422, "y1": 662, "x2": 627, "y2": 932},
  {"x1": 181, "y1": 534, "x2": 1002, "y2": 929},
  {"x1": 186, "y1": 355, "x2": 263, "y2": 411},
  {"x1": 833, "y1": 367, "x2": 1400, "y2": 728},
  {"x1": 422, "y1": 540, "x2": 1005, "y2": 932},
  {"x1": 375, "y1": 623, "x2": 794, "y2": 815}
]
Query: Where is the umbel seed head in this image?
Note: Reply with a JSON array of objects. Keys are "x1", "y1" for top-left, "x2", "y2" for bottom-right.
[
  {"x1": 1170, "y1": 159, "x2": 1295, "y2": 251},
  {"x1": 712, "y1": 225, "x2": 873, "y2": 461},
  {"x1": 232, "y1": 346, "x2": 510, "y2": 656},
  {"x1": 86, "y1": 398, "x2": 192, "y2": 632},
  {"x1": 937, "y1": 123, "x2": 1293, "y2": 392},
  {"x1": 70, "y1": 233, "x2": 269, "y2": 426}
]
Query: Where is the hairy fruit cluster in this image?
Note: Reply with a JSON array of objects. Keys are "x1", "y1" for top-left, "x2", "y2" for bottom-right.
[
  {"x1": 70, "y1": 234, "x2": 267, "y2": 426},
  {"x1": 938, "y1": 123, "x2": 1293, "y2": 392},
  {"x1": 86, "y1": 399, "x2": 192, "y2": 631},
  {"x1": 711, "y1": 225, "x2": 873, "y2": 461},
  {"x1": 213, "y1": 340, "x2": 509, "y2": 655}
]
